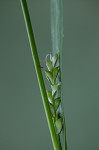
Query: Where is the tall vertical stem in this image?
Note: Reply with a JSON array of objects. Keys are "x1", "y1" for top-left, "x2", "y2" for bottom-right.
[
  {"x1": 20, "y1": 0, "x2": 61, "y2": 150},
  {"x1": 51, "y1": 0, "x2": 68, "y2": 149}
]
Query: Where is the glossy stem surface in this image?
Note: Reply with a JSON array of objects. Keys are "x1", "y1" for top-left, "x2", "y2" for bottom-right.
[{"x1": 20, "y1": 1, "x2": 61, "y2": 150}]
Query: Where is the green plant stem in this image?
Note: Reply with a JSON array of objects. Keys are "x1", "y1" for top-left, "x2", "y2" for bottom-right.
[
  {"x1": 51, "y1": 0, "x2": 68, "y2": 149},
  {"x1": 20, "y1": 0, "x2": 61, "y2": 150}
]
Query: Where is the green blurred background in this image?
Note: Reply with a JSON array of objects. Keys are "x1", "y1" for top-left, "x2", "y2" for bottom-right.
[{"x1": 0, "y1": 0, "x2": 99, "y2": 150}]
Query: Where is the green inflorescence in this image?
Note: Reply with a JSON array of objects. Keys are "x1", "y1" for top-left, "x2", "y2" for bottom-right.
[{"x1": 45, "y1": 53, "x2": 63, "y2": 135}]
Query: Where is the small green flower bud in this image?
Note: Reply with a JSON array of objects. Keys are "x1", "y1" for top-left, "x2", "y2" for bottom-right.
[
  {"x1": 51, "y1": 82, "x2": 61, "y2": 94},
  {"x1": 52, "y1": 53, "x2": 59, "y2": 67},
  {"x1": 45, "y1": 70, "x2": 53, "y2": 84},
  {"x1": 55, "y1": 117, "x2": 63, "y2": 134},
  {"x1": 53, "y1": 67, "x2": 59, "y2": 80},
  {"x1": 54, "y1": 97, "x2": 61, "y2": 111},
  {"x1": 49, "y1": 103, "x2": 55, "y2": 117},
  {"x1": 47, "y1": 91, "x2": 53, "y2": 104}
]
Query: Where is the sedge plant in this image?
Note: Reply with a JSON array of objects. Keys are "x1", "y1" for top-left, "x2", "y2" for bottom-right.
[{"x1": 20, "y1": 0, "x2": 67, "y2": 150}]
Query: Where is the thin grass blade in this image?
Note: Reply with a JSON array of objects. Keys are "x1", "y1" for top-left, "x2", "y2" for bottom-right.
[
  {"x1": 51, "y1": 0, "x2": 63, "y2": 54},
  {"x1": 51, "y1": 0, "x2": 68, "y2": 150}
]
